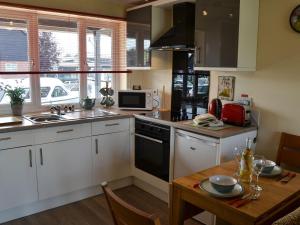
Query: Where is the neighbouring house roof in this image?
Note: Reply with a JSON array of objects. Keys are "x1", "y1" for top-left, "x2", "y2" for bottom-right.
[{"x1": 0, "y1": 29, "x2": 28, "y2": 61}]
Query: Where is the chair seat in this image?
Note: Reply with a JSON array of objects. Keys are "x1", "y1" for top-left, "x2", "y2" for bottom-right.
[{"x1": 272, "y1": 207, "x2": 300, "y2": 225}]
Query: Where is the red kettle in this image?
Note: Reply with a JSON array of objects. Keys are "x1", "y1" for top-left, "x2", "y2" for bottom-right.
[{"x1": 208, "y1": 98, "x2": 222, "y2": 120}]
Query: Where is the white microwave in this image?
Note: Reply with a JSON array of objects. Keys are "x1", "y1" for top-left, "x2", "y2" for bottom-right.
[{"x1": 118, "y1": 90, "x2": 153, "y2": 110}]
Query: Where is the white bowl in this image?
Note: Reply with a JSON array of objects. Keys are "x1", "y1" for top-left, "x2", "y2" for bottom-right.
[
  {"x1": 209, "y1": 175, "x2": 237, "y2": 193},
  {"x1": 262, "y1": 160, "x2": 276, "y2": 173}
]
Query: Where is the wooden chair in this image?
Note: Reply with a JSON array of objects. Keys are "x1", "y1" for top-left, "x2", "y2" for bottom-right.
[
  {"x1": 276, "y1": 132, "x2": 300, "y2": 169},
  {"x1": 101, "y1": 182, "x2": 161, "y2": 225}
]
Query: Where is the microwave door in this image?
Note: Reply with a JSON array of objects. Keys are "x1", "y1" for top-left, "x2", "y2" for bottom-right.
[{"x1": 119, "y1": 92, "x2": 146, "y2": 108}]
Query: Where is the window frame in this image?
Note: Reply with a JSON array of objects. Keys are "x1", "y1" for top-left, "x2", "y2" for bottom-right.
[{"x1": 0, "y1": 7, "x2": 125, "y2": 114}]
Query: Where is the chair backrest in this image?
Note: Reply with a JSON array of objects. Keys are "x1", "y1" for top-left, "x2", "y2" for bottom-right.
[
  {"x1": 272, "y1": 207, "x2": 300, "y2": 225},
  {"x1": 101, "y1": 182, "x2": 161, "y2": 225},
  {"x1": 276, "y1": 132, "x2": 300, "y2": 169}
]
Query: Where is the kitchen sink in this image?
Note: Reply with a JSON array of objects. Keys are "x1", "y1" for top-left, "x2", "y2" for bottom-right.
[{"x1": 23, "y1": 114, "x2": 70, "y2": 124}]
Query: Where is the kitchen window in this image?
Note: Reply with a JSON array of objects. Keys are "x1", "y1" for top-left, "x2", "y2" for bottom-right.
[
  {"x1": 0, "y1": 6, "x2": 127, "y2": 113},
  {"x1": 0, "y1": 17, "x2": 32, "y2": 105}
]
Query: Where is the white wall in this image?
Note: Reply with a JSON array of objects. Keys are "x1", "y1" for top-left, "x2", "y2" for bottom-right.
[{"x1": 210, "y1": 0, "x2": 300, "y2": 159}]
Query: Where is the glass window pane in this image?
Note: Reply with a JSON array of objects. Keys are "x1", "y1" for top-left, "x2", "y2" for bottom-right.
[
  {"x1": 38, "y1": 18, "x2": 79, "y2": 105},
  {"x1": 0, "y1": 18, "x2": 31, "y2": 104},
  {"x1": 86, "y1": 27, "x2": 113, "y2": 98}
]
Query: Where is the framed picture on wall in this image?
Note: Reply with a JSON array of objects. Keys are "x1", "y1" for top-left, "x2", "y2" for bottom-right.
[{"x1": 218, "y1": 76, "x2": 235, "y2": 101}]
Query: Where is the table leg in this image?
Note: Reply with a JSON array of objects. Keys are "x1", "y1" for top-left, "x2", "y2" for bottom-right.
[{"x1": 170, "y1": 184, "x2": 185, "y2": 225}]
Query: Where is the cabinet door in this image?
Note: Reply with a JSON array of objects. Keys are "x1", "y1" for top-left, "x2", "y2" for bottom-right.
[
  {"x1": 0, "y1": 147, "x2": 38, "y2": 211},
  {"x1": 37, "y1": 137, "x2": 92, "y2": 200},
  {"x1": 174, "y1": 132, "x2": 218, "y2": 178},
  {"x1": 127, "y1": 6, "x2": 151, "y2": 68},
  {"x1": 195, "y1": 0, "x2": 239, "y2": 68},
  {"x1": 93, "y1": 131, "x2": 130, "y2": 184}
]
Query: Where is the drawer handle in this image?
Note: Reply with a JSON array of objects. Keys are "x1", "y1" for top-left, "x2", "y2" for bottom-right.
[
  {"x1": 29, "y1": 149, "x2": 32, "y2": 167},
  {"x1": 0, "y1": 137, "x2": 11, "y2": 141},
  {"x1": 56, "y1": 129, "x2": 74, "y2": 134},
  {"x1": 190, "y1": 147, "x2": 196, "y2": 151},
  {"x1": 105, "y1": 123, "x2": 120, "y2": 127},
  {"x1": 40, "y1": 148, "x2": 43, "y2": 166},
  {"x1": 95, "y1": 139, "x2": 99, "y2": 154}
]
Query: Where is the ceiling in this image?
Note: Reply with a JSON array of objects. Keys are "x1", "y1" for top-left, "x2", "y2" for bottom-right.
[{"x1": 110, "y1": 0, "x2": 158, "y2": 7}]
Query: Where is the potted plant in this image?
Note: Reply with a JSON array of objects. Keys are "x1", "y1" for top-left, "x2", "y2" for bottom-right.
[{"x1": 4, "y1": 86, "x2": 25, "y2": 116}]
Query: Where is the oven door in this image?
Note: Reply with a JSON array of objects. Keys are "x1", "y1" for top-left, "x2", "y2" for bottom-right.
[
  {"x1": 135, "y1": 133, "x2": 170, "y2": 182},
  {"x1": 118, "y1": 92, "x2": 146, "y2": 109}
]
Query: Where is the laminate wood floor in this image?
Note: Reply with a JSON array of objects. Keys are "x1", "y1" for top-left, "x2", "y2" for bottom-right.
[{"x1": 3, "y1": 185, "x2": 202, "y2": 225}]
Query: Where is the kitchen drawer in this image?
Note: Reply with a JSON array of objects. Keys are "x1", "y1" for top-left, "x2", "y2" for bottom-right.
[
  {"x1": 92, "y1": 119, "x2": 129, "y2": 135},
  {"x1": 0, "y1": 131, "x2": 34, "y2": 150},
  {"x1": 35, "y1": 123, "x2": 91, "y2": 144}
]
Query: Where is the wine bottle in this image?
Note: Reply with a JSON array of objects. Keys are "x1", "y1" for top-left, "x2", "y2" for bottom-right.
[{"x1": 239, "y1": 138, "x2": 253, "y2": 183}]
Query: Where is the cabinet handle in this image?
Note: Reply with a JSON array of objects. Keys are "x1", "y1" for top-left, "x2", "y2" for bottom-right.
[
  {"x1": 29, "y1": 149, "x2": 32, "y2": 167},
  {"x1": 134, "y1": 133, "x2": 163, "y2": 144},
  {"x1": 0, "y1": 137, "x2": 11, "y2": 141},
  {"x1": 105, "y1": 123, "x2": 119, "y2": 127},
  {"x1": 197, "y1": 47, "x2": 201, "y2": 64},
  {"x1": 176, "y1": 133, "x2": 217, "y2": 147},
  {"x1": 190, "y1": 147, "x2": 196, "y2": 151},
  {"x1": 56, "y1": 129, "x2": 74, "y2": 134},
  {"x1": 95, "y1": 139, "x2": 99, "y2": 154},
  {"x1": 40, "y1": 148, "x2": 43, "y2": 166}
]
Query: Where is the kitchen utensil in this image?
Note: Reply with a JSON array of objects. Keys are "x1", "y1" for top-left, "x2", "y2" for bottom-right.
[
  {"x1": 261, "y1": 165, "x2": 282, "y2": 177},
  {"x1": 209, "y1": 175, "x2": 237, "y2": 193},
  {"x1": 221, "y1": 103, "x2": 251, "y2": 127},
  {"x1": 281, "y1": 173, "x2": 296, "y2": 184},
  {"x1": 251, "y1": 155, "x2": 266, "y2": 198},
  {"x1": 262, "y1": 160, "x2": 276, "y2": 173},
  {"x1": 227, "y1": 193, "x2": 252, "y2": 205},
  {"x1": 80, "y1": 97, "x2": 95, "y2": 110},
  {"x1": 276, "y1": 172, "x2": 290, "y2": 181},
  {"x1": 199, "y1": 178, "x2": 244, "y2": 198},
  {"x1": 208, "y1": 98, "x2": 222, "y2": 119}
]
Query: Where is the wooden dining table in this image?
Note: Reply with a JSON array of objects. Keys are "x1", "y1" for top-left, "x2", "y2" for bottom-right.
[{"x1": 170, "y1": 161, "x2": 300, "y2": 225}]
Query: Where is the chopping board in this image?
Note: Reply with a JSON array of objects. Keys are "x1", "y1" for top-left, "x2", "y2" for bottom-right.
[{"x1": 0, "y1": 116, "x2": 23, "y2": 126}]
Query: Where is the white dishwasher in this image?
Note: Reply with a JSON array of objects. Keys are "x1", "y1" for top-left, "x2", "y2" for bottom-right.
[{"x1": 174, "y1": 129, "x2": 220, "y2": 225}]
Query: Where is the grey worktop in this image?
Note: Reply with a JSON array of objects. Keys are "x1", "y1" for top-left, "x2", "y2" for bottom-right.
[{"x1": 0, "y1": 107, "x2": 257, "y2": 138}]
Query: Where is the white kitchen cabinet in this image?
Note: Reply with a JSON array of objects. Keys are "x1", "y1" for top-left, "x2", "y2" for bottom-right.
[
  {"x1": 0, "y1": 147, "x2": 38, "y2": 211},
  {"x1": 92, "y1": 131, "x2": 130, "y2": 185},
  {"x1": 36, "y1": 137, "x2": 92, "y2": 200}
]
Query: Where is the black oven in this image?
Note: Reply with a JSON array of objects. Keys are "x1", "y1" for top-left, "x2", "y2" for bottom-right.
[{"x1": 135, "y1": 119, "x2": 170, "y2": 182}]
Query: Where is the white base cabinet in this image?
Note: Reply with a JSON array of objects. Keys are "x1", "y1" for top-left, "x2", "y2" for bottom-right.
[
  {"x1": 0, "y1": 147, "x2": 38, "y2": 211},
  {"x1": 92, "y1": 131, "x2": 130, "y2": 185},
  {"x1": 36, "y1": 137, "x2": 93, "y2": 200}
]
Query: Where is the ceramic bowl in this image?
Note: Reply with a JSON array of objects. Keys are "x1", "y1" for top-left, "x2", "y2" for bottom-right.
[
  {"x1": 209, "y1": 175, "x2": 237, "y2": 193},
  {"x1": 262, "y1": 160, "x2": 276, "y2": 173}
]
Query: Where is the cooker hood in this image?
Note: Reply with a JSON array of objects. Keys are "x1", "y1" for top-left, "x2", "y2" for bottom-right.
[{"x1": 150, "y1": 2, "x2": 195, "y2": 51}]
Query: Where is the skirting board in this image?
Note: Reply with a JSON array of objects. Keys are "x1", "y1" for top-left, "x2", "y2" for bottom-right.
[
  {"x1": 133, "y1": 177, "x2": 169, "y2": 203},
  {"x1": 0, "y1": 177, "x2": 133, "y2": 224}
]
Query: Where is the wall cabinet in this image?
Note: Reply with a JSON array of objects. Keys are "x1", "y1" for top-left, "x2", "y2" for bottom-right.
[
  {"x1": 37, "y1": 137, "x2": 92, "y2": 200},
  {"x1": 92, "y1": 130, "x2": 130, "y2": 185},
  {"x1": 194, "y1": 0, "x2": 259, "y2": 71},
  {"x1": 127, "y1": 6, "x2": 152, "y2": 68},
  {"x1": 0, "y1": 147, "x2": 38, "y2": 211}
]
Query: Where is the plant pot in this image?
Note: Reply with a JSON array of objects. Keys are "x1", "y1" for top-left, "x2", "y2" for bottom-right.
[{"x1": 11, "y1": 104, "x2": 23, "y2": 116}]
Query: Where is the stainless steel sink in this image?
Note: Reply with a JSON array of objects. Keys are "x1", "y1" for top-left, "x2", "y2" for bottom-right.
[{"x1": 24, "y1": 114, "x2": 68, "y2": 124}]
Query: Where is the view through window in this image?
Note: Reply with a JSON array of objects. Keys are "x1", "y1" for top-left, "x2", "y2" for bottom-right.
[
  {"x1": 86, "y1": 27, "x2": 113, "y2": 99},
  {"x1": 0, "y1": 18, "x2": 31, "y2": 104},
  {"x1": 38, "y1": 18, "x2": 80, "y2": 105}
]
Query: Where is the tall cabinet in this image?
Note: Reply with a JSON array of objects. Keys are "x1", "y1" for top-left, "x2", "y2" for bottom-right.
[{"x1": 194, "y1": 0, "x2": 259, "y2": 71}]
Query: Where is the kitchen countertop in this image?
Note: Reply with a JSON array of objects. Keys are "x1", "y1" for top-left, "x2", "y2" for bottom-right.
[{"x1": 0, "y1": 107, "x2": 257, "y2": 138}]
